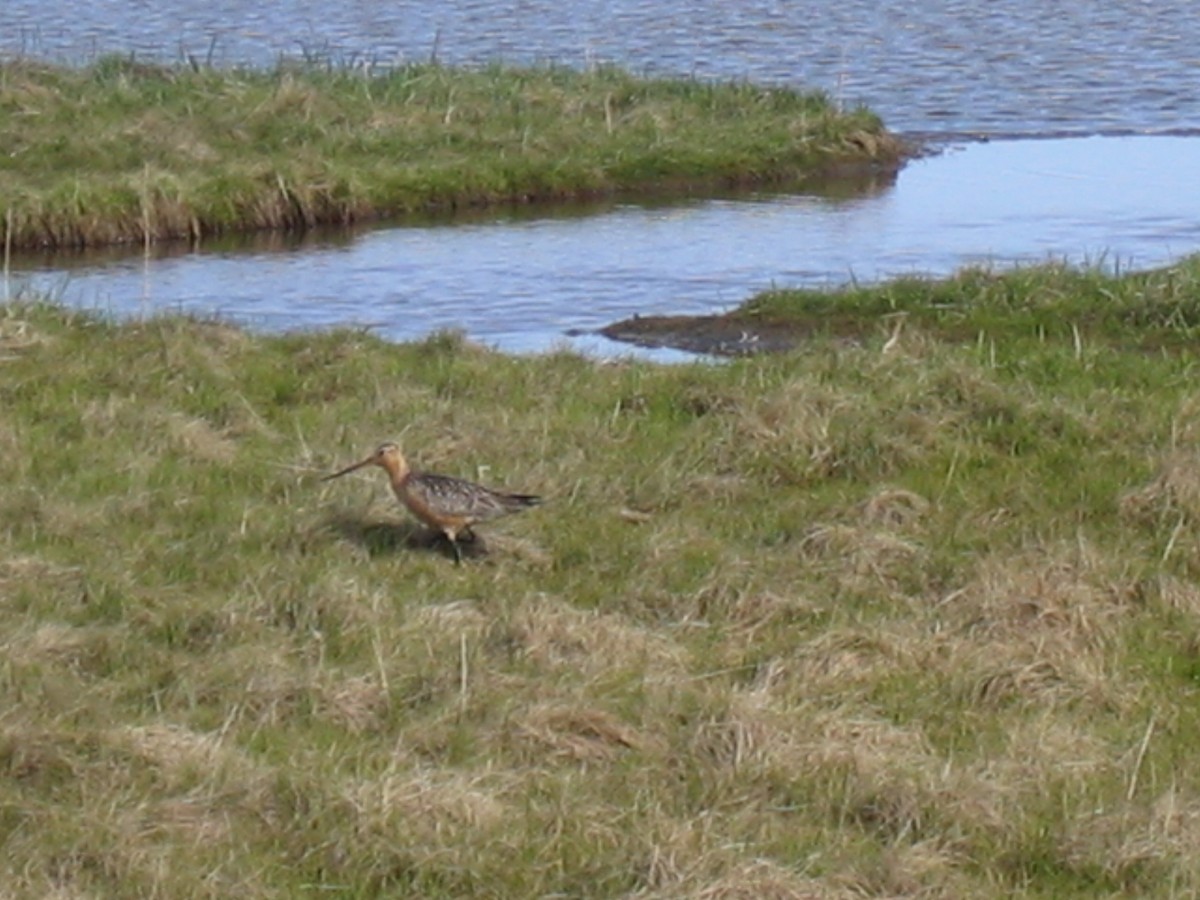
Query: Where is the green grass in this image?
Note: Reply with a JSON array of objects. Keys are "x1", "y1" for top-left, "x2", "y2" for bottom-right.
[
  {"x1": 5, "y1": 257, "x2": 1200, "y2": 896},
  {"x1": 736, "y1": 259, "x2": 1200, "y2": 350},
  {"x1": 0, "y1": 57, "x2": 900, "y2": 250}
]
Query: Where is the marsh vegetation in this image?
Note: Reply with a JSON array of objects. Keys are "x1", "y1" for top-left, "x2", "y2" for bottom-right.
[
  {"x1": 4, "y1": 255, "x2": 1200, "y2": 895},
  {"x1": 0, "y1": 57, "x2": 901, "y2": 250}
]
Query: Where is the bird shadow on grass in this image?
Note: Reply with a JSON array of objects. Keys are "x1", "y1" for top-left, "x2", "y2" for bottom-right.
[{"x1": 323, "y1": 511, "x2": 489, "y2": 562}]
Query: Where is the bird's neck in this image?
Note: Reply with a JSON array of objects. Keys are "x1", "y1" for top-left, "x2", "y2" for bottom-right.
[{"x1": 379, "y1": 454, "x2": 411, "y2": 486}]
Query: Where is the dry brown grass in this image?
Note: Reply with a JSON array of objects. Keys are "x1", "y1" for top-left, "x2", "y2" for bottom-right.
[{"x1": 5, "y1": 292, "x2": 1200, "y2": 896}]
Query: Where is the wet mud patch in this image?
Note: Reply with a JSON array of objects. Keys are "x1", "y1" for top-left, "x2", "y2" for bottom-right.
[{"x1": 599, "y1": 312, "x2": 873, "y2": 357}]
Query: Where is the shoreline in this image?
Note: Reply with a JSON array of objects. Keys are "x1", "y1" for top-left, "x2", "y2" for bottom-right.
[{"x1": 600, "y1": 256, "x2": 1200, "y2": 357}]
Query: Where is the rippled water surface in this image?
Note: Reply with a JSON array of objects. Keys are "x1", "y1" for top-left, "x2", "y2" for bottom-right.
[
  {"x1": 6, "y1": 5, "x2": 1200, "y2": 355},
  {"x1": 7, "y1": 1, "x2": 1200, "y2": 136},
  {"x1": 11, "y1": 135, "x2": 1199, "y2": 357}
]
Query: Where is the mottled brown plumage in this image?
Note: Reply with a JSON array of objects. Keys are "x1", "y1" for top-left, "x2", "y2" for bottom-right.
[{"x1": 322, "y1": 442, "x2": 541, "y2": 562}]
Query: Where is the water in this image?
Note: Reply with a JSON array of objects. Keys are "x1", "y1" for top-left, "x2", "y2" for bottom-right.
[
  {"x1": 11, "y1": 0, "x2": 1200, "y2": 139},
  {"x1": 5, "y1": 3, "x2": 1200, "y2": 355},
  {"x1": 6, "y1": 1, "x2": 1200, "y2": 137},
  {"x1": 11, "y1": 135, "x2": 1199, "y2": 356}
]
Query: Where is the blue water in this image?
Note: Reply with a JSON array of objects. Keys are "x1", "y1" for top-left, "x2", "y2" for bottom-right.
[
  {"x1": 11, "y1": 135, "x2": 1199, "y2": 356},
  {"x1": 6, "y1": 0, "x2": 1200, "y2": 137},
  {"x1": 5, "y1": 3, "x2": 1200, "y2": 355}
]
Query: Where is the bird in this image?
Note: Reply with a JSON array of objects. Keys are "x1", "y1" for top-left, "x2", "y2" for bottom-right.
[{"x1": 322, "y1": 442, "x2": 542, "y2": 563}]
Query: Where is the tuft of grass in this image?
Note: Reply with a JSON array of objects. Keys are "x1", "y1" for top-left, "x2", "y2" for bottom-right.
[
  {"x1": 5, "y1": 257, "x2": 1200, "y2": 895},
  {"x1": 0, "y1": 57, "x2": 903, "y2": 250}
]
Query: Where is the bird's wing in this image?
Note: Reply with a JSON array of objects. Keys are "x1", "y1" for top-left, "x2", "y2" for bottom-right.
[{"x1": 409, "y1": 473, "x2": 509, "y2": 521}]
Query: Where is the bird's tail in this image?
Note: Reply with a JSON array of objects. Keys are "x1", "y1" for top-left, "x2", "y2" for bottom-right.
[{"x1": 502, "y1": 493, "x2": 542, "y2": 510}]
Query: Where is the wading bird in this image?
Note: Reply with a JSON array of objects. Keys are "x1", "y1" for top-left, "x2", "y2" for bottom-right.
[{"x1": 322, "y1": 442, "x2": 541, "y2": 563}]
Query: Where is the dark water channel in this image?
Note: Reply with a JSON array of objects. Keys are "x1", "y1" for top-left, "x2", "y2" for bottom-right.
[{"x1": 9, "y1": 135, "x2": 1199, "y2": 359}]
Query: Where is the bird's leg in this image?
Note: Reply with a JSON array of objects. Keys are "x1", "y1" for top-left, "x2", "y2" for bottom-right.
[{"x1": 445, "y1": 532, "x2": 463, "y2": 565}]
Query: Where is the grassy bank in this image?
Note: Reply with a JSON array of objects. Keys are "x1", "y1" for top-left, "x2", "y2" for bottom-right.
[
  {"x1": 0, "y1": 57, "x2": 901, "y2": 250},
  {"x1": 4, "y1": 257, "x2": 1200, "y2": 896},
  {"x1": 735, "y1": 258, "x2": 1200, "y2": 348},
  {"x1": 606, "y1": 256, "x2": 1200, "y2": 357}
]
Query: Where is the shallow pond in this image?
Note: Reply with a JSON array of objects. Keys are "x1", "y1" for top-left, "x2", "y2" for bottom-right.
[{"x1": 9, "y1": 135, "x2": 1199, "y2": 358}]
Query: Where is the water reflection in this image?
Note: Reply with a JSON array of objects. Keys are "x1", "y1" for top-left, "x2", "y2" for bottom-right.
[{"x1": 8, "y1": 135, "x2": 1200, "y2": 356}]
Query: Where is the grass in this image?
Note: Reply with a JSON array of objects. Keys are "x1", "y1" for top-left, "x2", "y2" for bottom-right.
[
  {"x1": 735, "y1": 259, "x2": 1200, "y2": 350},
  {"x1": 3, "y1": 255, "x2": 1200, "y2": 896},
  {"x1": 0, "y1": 56, "x2": 901, "y2": 250}
]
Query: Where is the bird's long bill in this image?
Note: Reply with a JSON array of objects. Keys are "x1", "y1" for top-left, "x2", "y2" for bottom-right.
[{"x1": 321, "y1": 455, "x2": 374, "y2": 481}]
